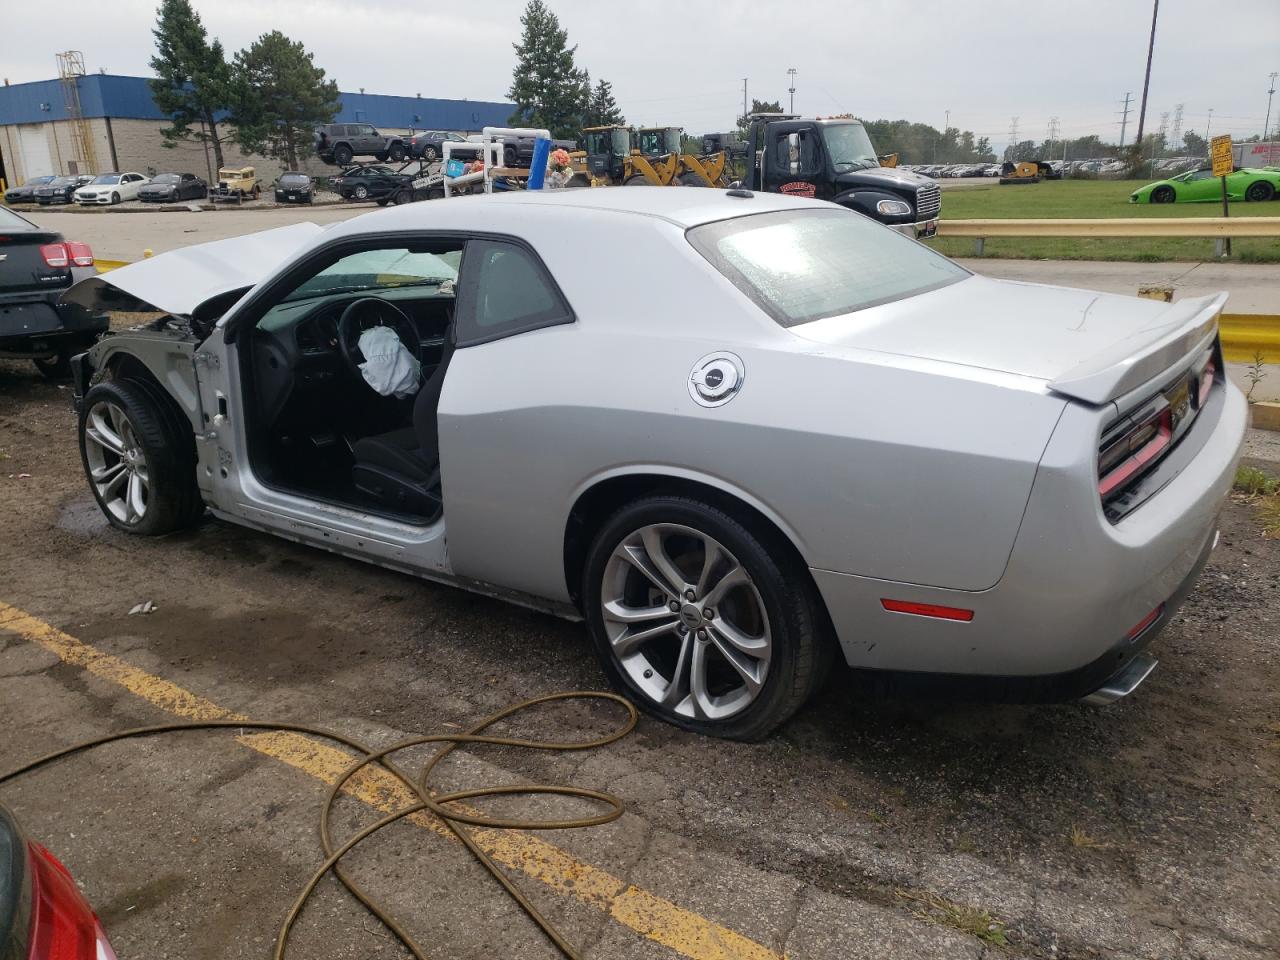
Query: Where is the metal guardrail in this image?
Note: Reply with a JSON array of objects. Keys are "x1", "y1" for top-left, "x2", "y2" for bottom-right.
[{"x1": 939, "y1": 216, "x2": 1280, "y2": 256}]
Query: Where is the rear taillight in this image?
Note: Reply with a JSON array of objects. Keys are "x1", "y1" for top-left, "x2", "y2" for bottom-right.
[
  {"x1": 1196, "y1": 355, "x2": 1216, "y2": 408},
  {"x1": 64, "y1": 242, "x2": 94, "y2": 268},
  {"x1": 1098, "y1": 404, "x2": 1173, "y2": 499},
  {"x1": 27, "y1": 843, "x2": 116, "y2": 960},
  {"x1": 38, "y1": 244, "x2": 69, "y2": 269}
]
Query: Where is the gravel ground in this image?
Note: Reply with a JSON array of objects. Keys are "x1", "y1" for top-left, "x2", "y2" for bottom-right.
[{"x1": 0, "y1": 359, "x2": 1277, "y2": 960}]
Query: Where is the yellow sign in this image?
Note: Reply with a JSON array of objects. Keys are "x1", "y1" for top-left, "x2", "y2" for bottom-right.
[{"x1": 1211, "y1": 134, "x2": 1233, "y2": 178}]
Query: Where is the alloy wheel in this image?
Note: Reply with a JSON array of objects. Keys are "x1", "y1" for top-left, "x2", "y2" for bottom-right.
[
  {"x1": 83, "y1": 401, "x2": 150, "y2": 524},
  {"x1": 600, "y1": 523, "x2": 771, "y2": 721}
]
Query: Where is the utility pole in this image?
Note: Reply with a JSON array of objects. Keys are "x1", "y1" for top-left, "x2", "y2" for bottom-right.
[
  {"x1": 787, "y1": 68, "x2": 797, "y2": 114},
  {"x1": 1170, "y1": 103, "x2": 1184, "y2": 153},
  {"x1": 742, "y1": 78, "x2": 748, "y2": 124},
  {"x1": 1118, "y1": 92, "x2": 1133, "y2": 149},
  {"x1": 1266, "y1": 72, "x2": 1277, "y2": 141},
  {"x1": 1007, "y1": 116, "x2": 1019, "y2": 160},
  {"x1": 1134, "y1": 0, "x2": 1159, "y2": 150},
  {"x1": 1205, "y1": 107, "x2": 1214, "y2": 145}
]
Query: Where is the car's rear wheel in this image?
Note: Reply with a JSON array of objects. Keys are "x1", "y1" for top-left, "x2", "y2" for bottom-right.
[
  {"x1": 1151, "y1": 185, "x2": 1175, "y2": 203},
  {"x1": 33, "y1": 350, "x2": 72, "y2": 380},
  {"x1": 334, "y1": 145, "x2": 354, "y2": 165},
  {"x1": 78, "y1": 379, "x2": 203, "y2": 535},
  {"x1": 583, "y1": 496, "x2": 830, "y2": 740},
  {"x1": 1245, "y1": 180, "x2": 1275, "y2": 202}
]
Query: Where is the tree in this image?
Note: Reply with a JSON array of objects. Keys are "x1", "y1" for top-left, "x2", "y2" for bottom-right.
[
  {"x1": 736, "y1": 99, "x2": 783, "y2": 133},
  {"x1": 231, "y1": 31, "x2": 341, "y2": 170},
  {"x1": 148, "y1": 0, "x2": 234, "y2": 169},
  {"x1": 507, "y1": 0, "x2": 591, "y2": 140},
  {"x1": 586, "y1": 78, "x2": 625, "y2": 127},
  {"x1": 1182, "y1": 131, "x2": 1209, "y2": 157}
]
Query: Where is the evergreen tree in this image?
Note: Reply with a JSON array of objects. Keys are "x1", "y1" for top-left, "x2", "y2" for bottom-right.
[
  {"x1": 586, "y1": 78, "x2": 625, "y2": 127},
  {"x1": 507, "y1": 0, "x2": 590, "y2": 139},
  {"x1": 148, "y1": 0, "x2": 233, "y2": 169},
  {"x1": 230, "y1": 31, "x2": 341, "y2": 170}
]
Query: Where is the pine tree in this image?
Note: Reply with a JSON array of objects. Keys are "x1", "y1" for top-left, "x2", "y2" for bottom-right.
[
  {"x1": 148, "y1": 0, "x2": 234, "y2": 169},
  {"x1": 507, "y1": 0, "x2": 590, "y2": 140},
  {"x1": 586, "y1": 78, "x2": 625, "y2": 127},
  {"x1": 230, "y1": 31, "x2": 341, "y2": 170}
]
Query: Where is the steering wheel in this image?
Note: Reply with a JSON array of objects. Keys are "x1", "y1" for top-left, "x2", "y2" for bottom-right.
[{"x1": 336, "y1": 297, "x2": 422, "y2": 385}]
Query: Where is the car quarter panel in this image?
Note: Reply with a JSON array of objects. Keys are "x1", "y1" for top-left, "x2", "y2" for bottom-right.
[{"x1": 437, "y1": 213, "x2": 1067, "y2": 602}]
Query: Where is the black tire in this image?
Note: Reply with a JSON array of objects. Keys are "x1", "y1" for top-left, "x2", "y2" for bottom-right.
[
  {"x1": 582, "y1": 495, "x2": 831, "y2": 740},
  {"x1": 390, "y1": 189, "x2": 413, "y2": 205},
  {"x1": 1151, "y1": 185, "x2": 1175, "y2": 203},
  {"x1": 111, "y1": 192, "x2": 120, "y2": 205},
  {"x1": 1245, "y1": 180, "x2": 1275, "y2": 202},
  {"x1": 424, "y1": 146, "x2": 438, "y2": 162},
  {"x1": 503, "y1": 146, "x2": 519, "y2": 167},
  {"x1": 427, "y1": 187, "x2": 445, "y2": 201},
  {"x1": 33, "y1": 350, "x2": 72, "y2": 380},
  {"x1": 625, "y1": 175, "x2": 653, "y2": 186},
  {"x1": 334, "y1": 144, "x2": 354, "y2": 166},
  {"x1": 376, "y1": 197, "x2": 389, "y2": 207},
  {"x1": 353, "y1": 184, "x2": 369, "y2": 200},
  {"x1": 678, "y1": 172, "x2": 709, "y2": 187},
  {"x1": 388, "y1": 144, "x2": 406, "y2": 162},
  {"x1": 78, "y1": 378, "x2": 203, "y2": 536}
]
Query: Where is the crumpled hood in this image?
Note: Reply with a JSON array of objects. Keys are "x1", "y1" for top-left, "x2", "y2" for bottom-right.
[
  {"x1": 61, "y1": 222, "x2": 323, "y2": 319},
  {"x1": 791, "y1": 275, "x2": 1227, "y2": 404}
]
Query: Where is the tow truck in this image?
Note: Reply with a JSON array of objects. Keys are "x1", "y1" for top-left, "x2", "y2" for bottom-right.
[{"x1": 738, "y1": 113, "x2": 940, "y2": 238}]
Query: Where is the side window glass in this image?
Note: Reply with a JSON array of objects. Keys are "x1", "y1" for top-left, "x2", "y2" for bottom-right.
[{"x1": 456, "y1": 240, "x2": 572, "y2": 346}]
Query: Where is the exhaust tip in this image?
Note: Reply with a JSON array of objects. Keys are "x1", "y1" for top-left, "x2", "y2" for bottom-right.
[{"x1": 1080, "y1": 654, "x2": 1158, "y2": 706}]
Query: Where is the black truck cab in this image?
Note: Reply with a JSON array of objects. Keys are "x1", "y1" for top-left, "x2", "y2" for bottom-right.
[{"x1": 743, "y1": 115, "x2": 940, "y2": 237}]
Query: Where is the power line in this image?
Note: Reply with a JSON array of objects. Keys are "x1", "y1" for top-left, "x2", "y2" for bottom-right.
[{"x1": 1118, "y1": 92, "x2": 1133, "y2": 149}]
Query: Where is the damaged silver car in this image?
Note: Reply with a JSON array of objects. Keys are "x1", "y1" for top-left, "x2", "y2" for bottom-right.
[{"x1": 65, "y1": 189, "x2": 1246, "y2": 739}]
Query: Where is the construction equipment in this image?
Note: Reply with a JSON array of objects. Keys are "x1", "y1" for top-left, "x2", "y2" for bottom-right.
[
  {"x1": 634, "y1": 125, "x2": 729, "y2": 187},
  {"x1": 575, "y1": 126, "x2": 679, "y2": 186},
  {"x1": 998, "y1": 159, "x2": 1061, "y2": 184}
]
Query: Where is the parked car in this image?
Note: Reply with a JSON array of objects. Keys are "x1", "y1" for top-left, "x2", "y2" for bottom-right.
[
  {"x1": 315, "y1": 123, "x2": 407, "y2": 166},
  {"x1": 138, "y1": 172, "x2": 208, "y2": 203},
  {"x1": 406, "y1": 130, "x2": 468, "y2": 161},
  {"x1": 332, "y1": 164, "x2": 412, "y2": 203},
  {"x1": 4, "y1": 175, "x2": 57, "y2": 205},
  {"x1": 0, "y1": 803, "x2": 118, "y2": 960},
  {"x1": 73, "y1": 172, "x2": 149, "y2": 205},
  {"x1": 33, "y1": 175, "x2": 94, "y2": 205},
  {"x1": 210, "y1": 166, "x2": 261, "y2": 202},
  {"x1": 0, "y1": 203, "x2": 105, "y2": 378},
  {"x1": 1130, "y1": 166, "x2": 1280, "y2": 203},
  {"x1": 273, "y1": 172, "x2": 314, "y2": 204},
  {"x1": 63, "y1": 190, "x2": 1245, "y2": 739}
]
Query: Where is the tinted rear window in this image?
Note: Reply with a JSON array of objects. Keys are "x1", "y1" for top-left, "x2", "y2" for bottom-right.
[{"x1": 687, "y1": 208, "x2": 968, "y2": 327}]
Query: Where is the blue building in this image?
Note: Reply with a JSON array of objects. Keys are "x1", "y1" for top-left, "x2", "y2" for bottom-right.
[{"x1": 0, "y1": 73, "x2": 514, "y2": 185}]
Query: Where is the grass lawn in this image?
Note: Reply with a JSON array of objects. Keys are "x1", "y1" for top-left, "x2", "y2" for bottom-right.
[{"x1": 928, "y1": 179, "x2": 1280, "y2": 263}]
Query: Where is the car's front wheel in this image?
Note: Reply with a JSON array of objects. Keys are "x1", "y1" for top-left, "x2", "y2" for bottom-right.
[
  {"x1": 78, "y1": 379, "x2": 203, "y2": 535},
  {"x1": 1151, "y1": 185, "x2": 1175, "y2": 203},
  {"x1": 425, "y1": 147, "x2": 438, "y2": 162},
  {"x1": 583, "y1": 496, "x2": 830, "y2": 740},
  {"x1": 110, "y1": 192, "x2": 120, "y2": 205},
  {"x1": 1245, "y1": 180, "x2": 1275, "y2": 202},
  {"x1": 388, "y1": 144, "x2": 406, "y2": 162},
  {"x1": 353, "y1": 185, "x2": 369, "y2": 200}
]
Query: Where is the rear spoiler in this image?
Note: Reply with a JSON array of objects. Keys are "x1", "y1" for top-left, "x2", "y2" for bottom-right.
[{"x1": 1047, "y1": 292, "x2": 1227, "y2": 405}]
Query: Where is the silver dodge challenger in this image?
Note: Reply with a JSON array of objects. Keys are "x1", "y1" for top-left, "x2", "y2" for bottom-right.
[{"x1": 64, "y1": 189, "x2": 1246, "y2": 739}]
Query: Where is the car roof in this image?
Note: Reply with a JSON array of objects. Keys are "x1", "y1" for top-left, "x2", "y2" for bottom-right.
[{"x1": 361, "y1": 186, "x2": 828, "y2": 234}]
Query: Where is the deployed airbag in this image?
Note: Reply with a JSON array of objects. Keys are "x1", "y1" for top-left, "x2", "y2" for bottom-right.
[{"x1": 358, "y1": 326, "x2": 422, "y2": 398}]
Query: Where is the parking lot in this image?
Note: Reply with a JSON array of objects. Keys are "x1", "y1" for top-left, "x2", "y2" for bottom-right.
[{"x1": 2, "y1": 243, "x2": 1279, "y2": 960}]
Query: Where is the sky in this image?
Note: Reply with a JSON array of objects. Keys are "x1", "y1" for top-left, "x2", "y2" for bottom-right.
[{"x1": 2, "y1": 0, "x2": 1277, "y2": 152}]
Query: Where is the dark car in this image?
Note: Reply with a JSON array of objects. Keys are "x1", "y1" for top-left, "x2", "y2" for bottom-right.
[
  {"x1": 0, "y1": 206, "x2": 107, "y2": 378},
  {"x1": 4, "y1": 176, "x2": 58, "y2": 205},
  {"x1": 333, "y1": 164, "x2": 412, "y2": 203},
  {"x1": 33, "y1": 176, "x2": 93, "y2": 206},
  {"x1": 314, "y1": 123, "x2": 407, "y2": 166},
  {"x1": 274, "y1": 171, "x2": 314, "y2": 203},
  {"x1": 137, "y1": 172, "x2": 207, "y2": 202},
  {"x1": 406, "y1": 130, "x2": 468, "y2": 161},
  {"x1": 0, "y1": 804, "x2": 118, "y2": 959}
]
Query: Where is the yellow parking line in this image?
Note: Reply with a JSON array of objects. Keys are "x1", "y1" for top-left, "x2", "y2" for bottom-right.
[{"x1": 0, "y1": 601, "x2": 782, "y2": 960}]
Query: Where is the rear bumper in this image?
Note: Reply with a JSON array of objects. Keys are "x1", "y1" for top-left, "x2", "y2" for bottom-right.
[
  {"x1": 0, "y1": 287, "x2": 108, "y2": 356},
  {"x1": 814, "y1": 379, "x2": 1247, "y2": 692}
]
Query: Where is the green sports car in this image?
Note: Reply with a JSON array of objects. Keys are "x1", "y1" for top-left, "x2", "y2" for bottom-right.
[{"x1": 1130, "y1": 167, "x2": 1280, "y2": 204}]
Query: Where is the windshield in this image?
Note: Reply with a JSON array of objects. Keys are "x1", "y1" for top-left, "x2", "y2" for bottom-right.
[
  {"x1": 48, "y1": 177, "x2": 75, "y2": 186},
  {"x1": 688, "y1": 208, "x2": 968, "y2": 327},
  {"x1": 91, "y1": 175, "x2": 122, "y2": 185},
  {"x1": 153, "y1": 174, "x2": 180, "y2": 183},
  {"x1": 280, "y1": 174, "x2": 309, "y2": 184},
  {"x1": 820, "y1": 123, "x2": 879, "y2": 171},
  {"x1": 281, "y1": 249, "x2": 460, "y2": 305},
  {"x1": 0, "y1": 207, "x2": 33, "y2": 229},
  {"x1": 218, "y1": 170, "x2": 243, "y2": 179}
]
